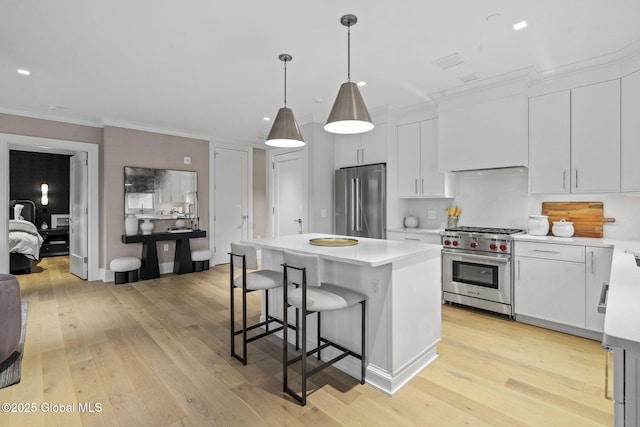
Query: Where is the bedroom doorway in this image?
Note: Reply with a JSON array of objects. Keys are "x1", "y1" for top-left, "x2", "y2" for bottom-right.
[{"x1": 0, "y1": 134, "x2": 99, "y2": 280}]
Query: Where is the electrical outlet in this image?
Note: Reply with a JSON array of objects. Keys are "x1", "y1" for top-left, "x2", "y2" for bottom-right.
[
  {"x1": 183, "y1": 156, "x2": 191, "y2": 164},
  {"x1": 371, "y1": 279, "x2": 380, "y2": 295},
  {"x1": 163, "y1": 244, "x2": 169, "y2": 252},
  {"x1": 427, "y1": 210, "x2": 436, "y2": 219}
]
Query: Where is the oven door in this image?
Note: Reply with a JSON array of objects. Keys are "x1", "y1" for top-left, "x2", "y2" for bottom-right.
[{"x1": 442, "y1": 249, "x2": 512, "y2": 304}]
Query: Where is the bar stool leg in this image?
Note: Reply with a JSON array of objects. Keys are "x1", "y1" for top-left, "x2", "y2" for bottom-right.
[
  {"x1": 317, "y1": 312, "x2": 322, "y2": 361},
  {"x1": 361, "y1": 300, "x2": 366, "y2": 384}
]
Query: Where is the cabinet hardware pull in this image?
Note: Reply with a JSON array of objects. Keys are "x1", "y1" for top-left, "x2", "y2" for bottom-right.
[
  {"x1": 421, "y1": 179, "x2": 424, "y2": 194},
  {"x1": 562, "y1": 170, "x2": 566, "y2": 190},
  {"x1": 405, "y1": 238, "x2": 420, "y2": 241},
  {"x1": 590, "y1": 251, "x2": 595, "y2": 275},
  {"x1": 597, "y1": 282, "x2": 609, "y2": 314},
  {"x1": 531, "y1": 249, "x2": 562, "y2": 254},
  {"x1": 575, "y1": 169, "x2": 579, "y2": 189},
  {"x1": 361, "y1": 148, "x2": 365, "y2": 163},
  {"x1": 517, "y1": 260, "x2": 520, "y2": 280},
  {"x1": 415, "y1": 179, "x2": 418, "y2": 194}
]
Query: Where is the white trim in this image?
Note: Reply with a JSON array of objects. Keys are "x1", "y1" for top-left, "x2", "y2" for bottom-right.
[
  {"x1": 102, "y1": 119, "x2": 213, "y2": 143},
  {"x1": 0, "y1": 106, "x2": 103, "y2": 128},
  {"x1": 0, "y1": 133, "x2": 100, "y2": 281}
]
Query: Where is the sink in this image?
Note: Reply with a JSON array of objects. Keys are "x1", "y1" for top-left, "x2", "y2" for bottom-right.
[{"x1": 624, "y1": 250, "x2": 640, "y2": 266}]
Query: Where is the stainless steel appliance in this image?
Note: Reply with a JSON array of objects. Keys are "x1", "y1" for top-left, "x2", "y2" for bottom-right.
[
  {"x1": 335, "y1": 163, "x2": 386, "y2": 239},
  {"x1": 441, "y1": 226, "x2": 525, "y2": 317}
]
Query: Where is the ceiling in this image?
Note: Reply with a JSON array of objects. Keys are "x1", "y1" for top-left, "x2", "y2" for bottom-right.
[{"x1": 2, "y1": 1, "x2": 640, "y2": 145}]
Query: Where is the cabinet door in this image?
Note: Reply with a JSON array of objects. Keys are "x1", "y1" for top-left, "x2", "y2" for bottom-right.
[
  {"x1": 626, "y1": 350, "x2": 640, "y2": 427},
  {"x1": 334, "y1": 134, "x2": 362, "y2": 168},
  {"x1": 622, "y1": 70, "x2": 640, "y2": 192},
  {"x1": 397, "y1": 122, "x2": 421, "y2": 197},
  {"x1": 571, "y1": 79, "x2": 621, "y2": 193},
  {"x1": 420, "y1": 119, "x2": 451, "y2": 196},
  {"x1": 360, "y1": 124, "x2": 387, "y2": 165},
  {"x1": 529, "y1": 91, "x2": 571, "y2": 194},
  {"x1": 515, "y1": 257, "x2": 586, "y2": 328},
  {"x1": 585, "y1": 246, "x2": 613, "y2": 333}
]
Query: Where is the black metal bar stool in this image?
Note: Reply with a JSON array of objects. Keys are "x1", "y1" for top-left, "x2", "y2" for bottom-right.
[
  {"x1": 229, "y1": 242, "x2": 298, "y2": 365},
  {"x1": 282, "y1": 250, "x2": 366, "y2": 406}
]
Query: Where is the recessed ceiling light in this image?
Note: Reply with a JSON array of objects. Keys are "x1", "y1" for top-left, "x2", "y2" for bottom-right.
[
  {"x1": 48, "y1": 104, "x2": 64, "y2": 110},
  {"x1": 513, "y1": 20, "x2": 527, "y2": 31},
  {"x1": 356, "y1": 81, "x2": 366, "y2": 87},
  {"x1": 263, "y1": 116, "x2": 270, "y2": 121},
  {"x1": 459, "y1": 73, "x2": 478, "y2": 83},
  {"x1": 17, "y1": 68, "x2": 31, "y2": 76},
  {"x1": 312, "y1": 97, "x2": 324, "y2": 103}
]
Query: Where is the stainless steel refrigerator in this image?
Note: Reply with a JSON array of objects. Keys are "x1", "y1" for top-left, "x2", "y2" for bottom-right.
[{"x1": 335, "y1": 163, "x2": 386, "y2": 239}]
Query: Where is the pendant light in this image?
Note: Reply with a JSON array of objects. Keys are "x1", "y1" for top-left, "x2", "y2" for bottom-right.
[
  {"x1": 324, "y1": 14, "x2": 374, "y2": 135},
  {"x1": 265, "y1": 54, "x2": 305, "y2": 147}
]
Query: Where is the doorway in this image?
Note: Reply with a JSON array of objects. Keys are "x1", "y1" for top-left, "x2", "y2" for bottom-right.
[
  {"x1": 0, "y1": 134, "x2": 99, "y2": 280},
  {"x1": 271, "y1": 149, "x2": 307, "y2": 237},
  {"x1": 213, "y1": 147, "x2": 250, "y2": 265}
]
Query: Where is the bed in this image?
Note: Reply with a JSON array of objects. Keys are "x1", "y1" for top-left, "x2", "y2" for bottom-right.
[{"x1": 9, "y1": 200, "x2": 44, "y2": 274}]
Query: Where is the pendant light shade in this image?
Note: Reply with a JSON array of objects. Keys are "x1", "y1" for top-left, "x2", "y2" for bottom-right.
[
  {"x1": 266, "y1": 54, "x2": 305, "y2": 148},
  {"x1": 325, "y1": 14, "x2": 374, "y2": 135}
]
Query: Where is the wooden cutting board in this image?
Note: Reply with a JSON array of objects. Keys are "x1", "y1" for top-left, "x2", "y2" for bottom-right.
[{"x1": 541, "y1": 202, "x2": 615, "y2": 238}]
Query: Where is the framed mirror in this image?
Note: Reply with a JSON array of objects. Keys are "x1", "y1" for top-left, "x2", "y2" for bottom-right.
[{"x1": 124, "y1": 167, "x2": 197, "y2": 219}]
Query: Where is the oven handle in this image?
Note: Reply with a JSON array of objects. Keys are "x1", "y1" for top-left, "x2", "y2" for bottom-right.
[{"x1": 441, "y1": 250, "x2": 510, "y2": 264}]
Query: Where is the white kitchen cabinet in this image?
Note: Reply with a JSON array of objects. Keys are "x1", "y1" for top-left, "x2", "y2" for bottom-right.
[
  {"x1": 515, "y1": 253, "x2": 586, "y2": 328},
  {"x1": 622, "y1": 69, "x2": 640, "y2": 192},
  {"x1": 571, "y1": 79, "x2": 621, "y2": 193},
  {"x1": 528, "y1": 90, "x2": 571, "y2": 194},
  {"x1": 386, "y1": 230, "x2": 441, "y2": 245},
  {"x1": 438, "y1": 91, "x2": 528, "y2": 172},
  {"x1": 398, "y1": 120, "x2": 454, "y2": 198},
  {"x1": 612, "y1": 348, "x2": 640, "y2": 427},
  {"x1": 585, "y1": 246, "x2": 613, "y2": 333},
  {"x1": 334, "y1": 124, "x2": 387, "y2": 168},
  {"x1": 529, "y1": 79, "x2": 621, "y2": 194}
]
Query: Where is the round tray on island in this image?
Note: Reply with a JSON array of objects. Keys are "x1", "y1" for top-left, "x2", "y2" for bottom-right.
[{"x1": 309, "y1": 237, "x2": 358, "y2": 247}]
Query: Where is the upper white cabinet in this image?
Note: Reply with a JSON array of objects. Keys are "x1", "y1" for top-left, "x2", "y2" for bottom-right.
[
  {"x1": 438, "y1": 87, "x2": 528, "y2": 172},
  {"x1": 529, "y1": 79, "x2": 621, "y2": 194},
  {"x1": 528, "y1": 90, "x2": 571, "y2": 194},
  {"x1": 397, "y1": 119, "x2": 454, "y2": 198},
  {"x1": 571, "y1": 79, "x2": 621, "y2": 193},
  {"x1": 622, "y1": 70, "x2": 640, "y2": 192},
  {"x1": 335, "y1": 124, "x2": 387, "y2": 168}
]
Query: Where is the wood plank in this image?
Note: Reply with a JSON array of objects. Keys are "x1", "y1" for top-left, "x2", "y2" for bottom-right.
[{"x1": 541, "y1": 201, "x2": 615, "y2": 238}]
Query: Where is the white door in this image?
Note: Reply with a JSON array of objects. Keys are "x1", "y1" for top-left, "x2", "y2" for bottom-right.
[
  {"x1": 69, "y1": 152, "x2": 88, "y2": 279},
  {"x1": 273, "y1": 150, "x2": 305, "y2": 237},
  {"x1": 214, "y1": 148, "x2": 248, "y2": 265}
]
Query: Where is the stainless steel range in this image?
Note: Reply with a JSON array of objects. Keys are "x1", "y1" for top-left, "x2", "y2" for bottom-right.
[{"x1": 441, "y1": 226, "x2": 524, "y2": 317}]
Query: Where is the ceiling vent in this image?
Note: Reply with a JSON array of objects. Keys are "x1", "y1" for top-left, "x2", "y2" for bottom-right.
[
  {"x1": 459, "y1": 73, "x2": 478, "y2": 83},
  {"x1": 434, "y1": 53, "x2": 465, "y2": 69}
]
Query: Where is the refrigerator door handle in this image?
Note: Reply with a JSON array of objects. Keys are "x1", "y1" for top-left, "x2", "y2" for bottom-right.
[
  {"x1": 355, "y1": 178, "x2": 361, "y2": 231},
  {"x1": 350, "y1": 178, "x2": 357, "y2": 231}
]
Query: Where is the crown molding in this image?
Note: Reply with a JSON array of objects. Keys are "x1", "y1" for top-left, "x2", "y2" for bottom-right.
[{"x1": 0, "y1": 105, "x2": 102, "y2": 128}]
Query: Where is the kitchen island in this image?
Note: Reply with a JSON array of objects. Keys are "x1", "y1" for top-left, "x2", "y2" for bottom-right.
[{"x1": 243, "y1": 233, "x2": 442, "y2": 395}]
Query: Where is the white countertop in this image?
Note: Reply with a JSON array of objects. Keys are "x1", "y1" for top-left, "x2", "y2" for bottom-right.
[
  {"x1": 387, "y1": 228, "x2": 443, "y2": 235},
  {"x1": 515, "y1": 234, "x2": 640, "y2": 352},
  {"x1": 244, "y1": 233, "x2": 441, "y2": 267}
]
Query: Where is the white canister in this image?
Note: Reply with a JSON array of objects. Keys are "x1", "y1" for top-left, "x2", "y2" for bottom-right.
[
  {"x1": 528, "y1": 215, "x2": 549, "y2": 236},
  {"x1": 404, "y1": 216, "x2": 419, "y2": 228},
  {"x1": 125, "y1": 214, "x2": 139, "y2": 236},
  {"x1": 552, "y1": 219, "x2": 575, "y2": 237}
]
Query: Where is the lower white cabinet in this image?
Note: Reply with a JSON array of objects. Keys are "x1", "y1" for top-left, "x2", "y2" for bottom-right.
[
  {"x1": 613, "y1": 348, "x2": 640, "y2": 427},
  {"x1": 386, "y1": 230, "x2": 441, "y2": 245},
  {"x1": 515, "y1": 255, "x2": 586, "y2": 328},
  {"x1": 514, "y1": 240, "x2": 613, "y2": 337}
]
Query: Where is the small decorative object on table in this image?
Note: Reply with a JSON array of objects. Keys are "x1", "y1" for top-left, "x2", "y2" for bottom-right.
[
  {"x1": 309, "y1": 237, "x2": 358, "y2": 247},
  {"x1": 404, "y1": 216, "x2": 418, "y2": 228},
  {"x1": 125, "y1": 214, "x2": 138, "y2": 236},
  {"x1": 139, "y1": 219, "x2": 154, "y2": 235},
  {"x1": 446, "y1": 206, "x2": 461, "y2": 228}
]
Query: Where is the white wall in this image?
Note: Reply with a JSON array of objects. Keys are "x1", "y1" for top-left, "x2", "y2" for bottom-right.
[{"x1": 404, "y1": 167, "x2": 640, "y2": 240}]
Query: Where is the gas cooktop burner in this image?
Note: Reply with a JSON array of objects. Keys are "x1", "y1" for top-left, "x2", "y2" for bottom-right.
[{"x1": 444, "y1": 226, "x2": 525, "y2": 235}]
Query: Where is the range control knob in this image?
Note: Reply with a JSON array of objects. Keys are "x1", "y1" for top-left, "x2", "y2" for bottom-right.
[
  {"x1": 489, "y1": 243, "x2": 497, "y2": 251},
  {"x1": 470, "y1": 242, "x2": 477, "y2": 248},
  {"x1": 444, "y1": 239, "x2": 451, "y2": 246},
  {"x1": 452, "y1": 241, "x2": 459, "y2": 247},
  {"x1": 500, "y1": 244, "x2": 508, "y2": 251}
]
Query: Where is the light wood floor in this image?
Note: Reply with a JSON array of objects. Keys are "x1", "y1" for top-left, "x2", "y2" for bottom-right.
[{"x1": 0, "y1": 256, "x2": 613, "y2": 426}]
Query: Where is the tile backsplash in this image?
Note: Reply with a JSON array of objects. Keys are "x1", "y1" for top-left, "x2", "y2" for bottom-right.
[{"x1": 403, "y1": 167, "x2": 640, "y2": 240}]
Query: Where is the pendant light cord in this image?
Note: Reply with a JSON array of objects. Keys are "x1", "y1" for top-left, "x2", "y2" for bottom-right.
[
  {"x1": 347, "y1": 23, "x2": 351, "y2": 82},
  {"x1": 283, "y1": 58, "x2": 288, "y2": 107}
]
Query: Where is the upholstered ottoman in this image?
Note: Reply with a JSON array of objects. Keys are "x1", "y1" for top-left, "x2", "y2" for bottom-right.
[
  {"x1": 110, "y1": 257, "x2": 142, "y2": 284},
  {"x1": 192, "y1": 249, "x2": 212, "y2": 272},
  {"x1": 0, "y1": 274, "x2": 22, "y2": 364}
]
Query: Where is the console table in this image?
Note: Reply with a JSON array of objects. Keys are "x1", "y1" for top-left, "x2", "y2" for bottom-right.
[{"x1": 121, "y1": 230, "x2": 206, "y2": 279}]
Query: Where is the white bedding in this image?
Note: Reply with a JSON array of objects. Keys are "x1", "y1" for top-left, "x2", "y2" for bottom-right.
[{"x1": 9, "y1": 219, "x2": 44, "y2": 260}]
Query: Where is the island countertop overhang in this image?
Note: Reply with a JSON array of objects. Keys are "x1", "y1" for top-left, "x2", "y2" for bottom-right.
[{"x1": 243, "y1": 233, "x2": 441, "y2": 267}]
